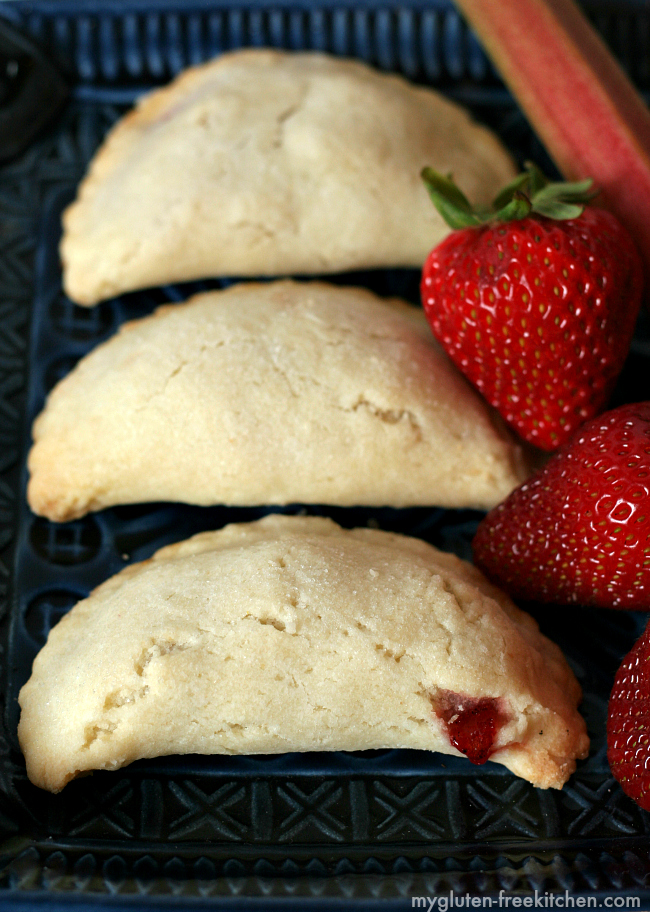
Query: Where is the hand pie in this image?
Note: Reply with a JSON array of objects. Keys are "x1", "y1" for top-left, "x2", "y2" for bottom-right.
[
  {"x1": 18, "y1": 515, "x2": 588, "y2": 793},
  {"x1": 28, "y1": 281, "x2": 530, "y2": 521},
  {"x1": 60, "y1": 49, "x2": 516, "y2": 305}
]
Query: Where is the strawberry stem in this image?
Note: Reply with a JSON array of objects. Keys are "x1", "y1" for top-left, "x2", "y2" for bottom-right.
[{"x1": 422, "y1": 162, "x2": 596, "y2": 229}]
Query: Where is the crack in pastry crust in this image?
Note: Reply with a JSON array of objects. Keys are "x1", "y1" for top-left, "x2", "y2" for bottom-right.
[
  {"x1": 27, "y1": 281, "x2": 531, "y2": 521},
  {"x1": 18, "y1": 515, "x2": 588, "y2": 793},
  {"x1": 60, "y1": 48, "x2": 516, "y2": 305}
]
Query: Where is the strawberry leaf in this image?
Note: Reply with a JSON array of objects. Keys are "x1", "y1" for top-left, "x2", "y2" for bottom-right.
[
  {"x1": 492, "y1": 190, "x2": 533, "y2": 221},
  {"x1": 421, "y1": 168, "x2": 482, "y2": 229},
  {"x1": 422, "y1": 162, "x2": 598, "y2": 228},
  {"x1": 531, "y1": 198, "x2": 587, "y2": 219},
  {"x1": 530, "y1": 178, "x2": 596, "y2": 220},
  {"x1": 539, "y1": 178, "x2": 595, "y2": 200}
]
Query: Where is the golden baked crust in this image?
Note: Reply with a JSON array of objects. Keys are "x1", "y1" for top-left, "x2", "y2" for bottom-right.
[
  {"x1": 60, "y1": 49, "x2": 516, "y2": 305},
  {"x1": 18, "y1": 515, "x2": 588, "y2": 793},
  {"x1": 28, "y1": 280, "x2": 530, "y2": 521}
]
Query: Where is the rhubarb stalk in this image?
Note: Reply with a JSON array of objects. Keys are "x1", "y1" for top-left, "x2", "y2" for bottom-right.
[{"x1": 453, "y1": 0, "x2": 650, "y2": 282}]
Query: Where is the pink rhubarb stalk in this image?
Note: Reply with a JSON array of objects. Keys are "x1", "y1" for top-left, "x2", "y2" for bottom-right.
[{"x1": 454, "y1": 0, "x2": 650, "y2": 282}]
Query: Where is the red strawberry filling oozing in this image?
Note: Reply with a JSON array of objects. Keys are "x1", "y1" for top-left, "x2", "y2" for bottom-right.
[{"x1": 433, "y1": 691, "x2": 508, "y2": 765}]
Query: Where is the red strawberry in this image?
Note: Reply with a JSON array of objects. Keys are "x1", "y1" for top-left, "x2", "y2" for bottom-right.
[
  {"x1": 472, "y1": 402, "x2": 650, "y2": 610},
  {"x1": 608, "y1": 620, "x2": 650, "y2": 810},
  {"x1": 420, "y1": 164, "x2": 643, "y2": 451}
]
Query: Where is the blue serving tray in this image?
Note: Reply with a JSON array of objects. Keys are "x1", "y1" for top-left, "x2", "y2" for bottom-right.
[{"x1": 1, "y1": 0, "x2": 650, "y2": 907}]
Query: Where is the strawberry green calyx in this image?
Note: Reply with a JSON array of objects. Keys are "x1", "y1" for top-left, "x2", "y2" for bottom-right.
[{"x1": 421, "y1": 162, "x2": 596, "y2": 229}]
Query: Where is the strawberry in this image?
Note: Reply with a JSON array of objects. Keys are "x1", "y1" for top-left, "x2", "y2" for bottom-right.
[
  {"x1": 608, "y1": 620, "x2": 650, "y2": 810},
  {"x1": 420, "y1": 163, "x2": 643, "y2": 451},
  {"x1": 472, "y1": 402, "x2": 650, "y2": 610}
]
